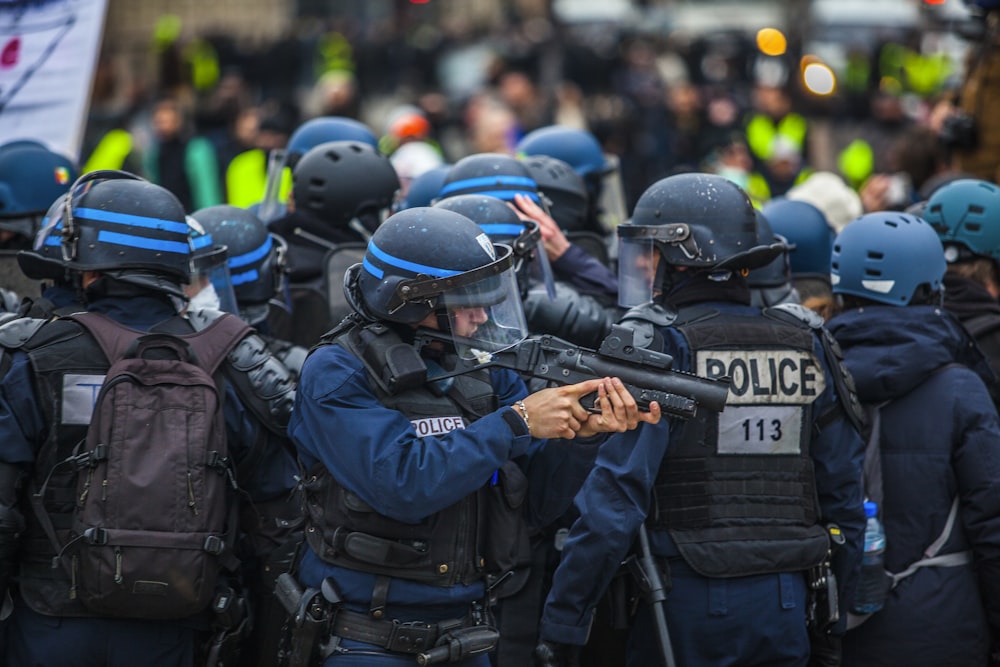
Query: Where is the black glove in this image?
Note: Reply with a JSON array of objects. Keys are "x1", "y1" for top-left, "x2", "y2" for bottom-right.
[
  {"x1": 808, "y1": 631, "x2": 842, "y2": 667},
  {"x1": 533, "y1": 640, "x2": 582, "y2": 667}
]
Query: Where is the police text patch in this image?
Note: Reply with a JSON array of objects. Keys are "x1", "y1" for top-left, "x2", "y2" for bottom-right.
[
  {"x1": 697, "y1": 349, "x2": 826, "y2": 405},
  {"x1": 411, "y1": 416, "x2": 465, "y2": 436}
]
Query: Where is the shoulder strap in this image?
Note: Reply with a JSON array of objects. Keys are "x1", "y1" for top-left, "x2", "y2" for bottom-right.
[
  {"x1": 64, "y1": 312, "x2": 140, "y2": 363},
  {"x1": 183, "y1": 312, "x2": 253, "y2": 375}
]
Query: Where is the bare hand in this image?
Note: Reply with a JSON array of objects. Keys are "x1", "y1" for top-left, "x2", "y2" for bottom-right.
[
  {"x1": 512, "y1": 193, "x2": 571, "y2": 261},
  {"x1": 521, "y1": 379, "x2": 604, "y2": 439},
  {"x1": 577, "y1": 377, "x2": 662, "y2": 437}
]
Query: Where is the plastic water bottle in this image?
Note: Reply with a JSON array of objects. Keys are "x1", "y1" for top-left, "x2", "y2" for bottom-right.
[{"x1": 852, "y1": 500, "x2": 887, "y2": 614}]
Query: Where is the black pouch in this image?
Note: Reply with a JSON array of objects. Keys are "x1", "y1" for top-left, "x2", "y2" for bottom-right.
[{"x1": 482, "y1": 461, "x2": 531, "y2": 597}]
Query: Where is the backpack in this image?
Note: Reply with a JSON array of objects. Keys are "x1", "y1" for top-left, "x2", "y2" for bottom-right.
[{"x1": 33, "y1": 311, "x2": 251, "y2": 620}]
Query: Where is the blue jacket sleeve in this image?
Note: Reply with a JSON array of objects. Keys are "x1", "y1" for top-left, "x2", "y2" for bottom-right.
[
  {"x1": 539, "y1": 418, "x2": 671, "y2": 645},
  {"x1": 0, "y1": 352, "x2": 47, "y2": 465},
  {"x1": 289, "y1": 343, "x2": 536, "y2": 524},
  {"x1": 552, "y1": 244, "x2": 619, "y2": 301}
]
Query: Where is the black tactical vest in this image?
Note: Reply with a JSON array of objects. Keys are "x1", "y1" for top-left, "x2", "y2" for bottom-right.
[
  {"x1": 650, "y1": 307, "x2": 830, "y2": 577},
  {"x1": 302, "y1": 323, "x2": 527, "y2": 588}
]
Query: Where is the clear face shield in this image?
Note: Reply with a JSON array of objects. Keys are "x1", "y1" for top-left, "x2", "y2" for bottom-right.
[
  {"x1": 595, "y1": 155, "x2": 628, "y2": 234},
  {"x1": 617, "y1": 235, "x2": 658, "y2": 307},
  {"x1": 187, "y1": 244, "x2": 239, "y2": 314},
  {"x1": 396, "y1": 244, "x2": 529, "y2": 360}
]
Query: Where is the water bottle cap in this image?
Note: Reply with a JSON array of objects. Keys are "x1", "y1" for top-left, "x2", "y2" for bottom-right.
[{"x1": 864, "y1": 501, "x2": 878, "y2": 518}]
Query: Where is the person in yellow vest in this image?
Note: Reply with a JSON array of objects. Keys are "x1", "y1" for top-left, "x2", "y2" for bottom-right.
[
  {"x1": 744, "y1": 83, "x2": 808, "y2": 172},
  {"x1": 223, "y1": 106, "x2": 294, "y2": 211}
]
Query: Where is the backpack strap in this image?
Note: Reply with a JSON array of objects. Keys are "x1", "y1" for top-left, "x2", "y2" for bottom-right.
[
  {"x1": 183, "y1": 312, "x2": 253, "y2": 376},
  {"x1": 64, "y1": 312, "x2": 141, "y2": 363}
]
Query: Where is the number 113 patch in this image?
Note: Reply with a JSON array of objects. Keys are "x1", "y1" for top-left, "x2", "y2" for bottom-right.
[{"x1": 717, "y1": 405, "x2": 802, "y2": 454}]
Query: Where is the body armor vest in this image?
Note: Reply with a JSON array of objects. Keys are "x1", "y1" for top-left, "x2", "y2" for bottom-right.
[
  {"x1": 650, "y1": 307, "x2": 830, "y2": 577},
  {"x1": 302, "y1": 323, "x2": 527, "y2": 588}
]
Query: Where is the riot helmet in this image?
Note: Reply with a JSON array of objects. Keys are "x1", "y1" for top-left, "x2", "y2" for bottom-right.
[
  {"x1": 291, "y1": 140, "x2": 400, "y2": 238},
  {"x1": 922, "y1": 178, "x2": 1000, "y2": 264},
  {"x1": 189, "y1": 204, "x2": 289, "y2": 320},
  {"x1": 748, "y1": 209, "x2": 798, "y2": 307},
  {"x1": 520, "y1": 154, "x2": 589, "y2": 233},
  {"x1": 516, "y1": 125, "x2": 626, "y2": 231},
  {"x1": 0, "y1": 140, "x2": 78, "y2": 242},
  {"x1": 286, "y1": 116, "x2": 379, "y2": 169},
  {"x1": 22, "y1": 170, "x2": 191, "y2": 297},
  {"x1": 352, "y1": 207, "x2": 527, "y2": 358},
  {"x1": 618, "y1": 173, "x2": 783, "y2": 307},
  {"x1": 831, "y1": 212, "x2": 945, "y2": 306},
  {"x1": 185, "y1": 215, "x2": 238, "y2": 314},
  {"x1": 432, "y1": 194, "x2": 543, "y2": 296},
  {"x1": 761, "y1": 198, "x2": 836, "y2": 280},
  {"x1": 438, "y1": 153, "x2": 543, "y2": 205}
]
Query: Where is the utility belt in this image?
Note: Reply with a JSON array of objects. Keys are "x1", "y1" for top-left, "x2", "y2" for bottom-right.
[{"x1": 274, "y1": 573, "x2": 498, "y2": 666}]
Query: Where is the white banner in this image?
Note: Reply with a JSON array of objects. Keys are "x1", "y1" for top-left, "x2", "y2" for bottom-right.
[{"x1": 0, "y1": 0, "x2": 108, "y2": 161}]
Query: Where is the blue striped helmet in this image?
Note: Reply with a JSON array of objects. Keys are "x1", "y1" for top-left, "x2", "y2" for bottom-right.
[
  {"x1": 27, "y1": 170, "x2": 191, "y2": 283},
  {"x1": 438, "y1": 153, "x2": 541, "y2": 205}
]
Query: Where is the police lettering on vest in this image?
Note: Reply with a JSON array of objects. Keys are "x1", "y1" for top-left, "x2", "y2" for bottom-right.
[
  {"x1": 411, "y1": 416, "x2": 465, "y2": 437},
  {"x1": 699, "y1": 348, "x2": 826, "y2": 455}
]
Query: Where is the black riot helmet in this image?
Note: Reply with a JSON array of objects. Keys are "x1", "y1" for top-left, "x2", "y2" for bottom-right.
[
  {"x1": 618, "y1": 173, "x2": 784, "y2": 307},
  {"x1": 350, "y1": 207, "x2": 528, "y2": 357},
  {"x1": 189, "y1": 205, "x2": 289, "y2": 312},
  {"x1": 291, "y1": 140, "x2": 400, "y2": 237},
  {"x1": 20, "y1": 170, "x2": 191, "y2": 297},
  {"x1": 747, "y1": 209, "x2": 798, "y2": 307},
  {"x1": 520, "y1": 154, "x2": 589, "y2": 233},
  {"x1": 438, "y1": 153, "x2": 543, "y2": 206},
  {"x1": 432, "y1": 194, "x2": 542, "y2": 296}
]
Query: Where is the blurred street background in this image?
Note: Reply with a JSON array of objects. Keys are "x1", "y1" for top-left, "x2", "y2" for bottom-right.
[{"x1": 81, "y1": 0, "x2": 979, "y2": 211}]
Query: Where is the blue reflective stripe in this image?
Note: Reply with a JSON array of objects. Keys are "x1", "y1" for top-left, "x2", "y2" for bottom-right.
[
  {"x1": 438, "y1": 175, "x2": 537, "y2": 196},
  {"x1": 444, "y1": 190, "x2": 539, "y2": 202},
  {"x1": 43, "y1": 236, "x2": 61, "y2": 247},
  {"x1": 367, "y1": 240, "x2": 461, "y2": 278},
  {"x1": 362, "y1": 256, "x2": 384, "y2": 279},
  {"x1": 76, "y1": 207, "x2": 190, "y2": 235},
  {"x1": 230, "y1": 236, "x2": 272, "y2": 269},
  {"x1": 97, "y1": 230, "x2": 189, "y2": 254},
  {"x1": 480, "y1": 223, "x2": 524, "y2": 238},
  {"x1": 191, "y1": 234, "x2": 214, "y2": 249},
  {"x1": 231, "y1": 268, "x2": 260, "y2": 286}
]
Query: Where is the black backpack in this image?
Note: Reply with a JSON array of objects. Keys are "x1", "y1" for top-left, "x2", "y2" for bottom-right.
[{"x1": 33, "y1": 311, "x2": 251, "y2": 619}]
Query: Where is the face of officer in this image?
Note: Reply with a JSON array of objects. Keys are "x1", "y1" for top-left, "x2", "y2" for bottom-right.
[{"x1": 415, "y1": 305, "x2": 489, "y2": 337}]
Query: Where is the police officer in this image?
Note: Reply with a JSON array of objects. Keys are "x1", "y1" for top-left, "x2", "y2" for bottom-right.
[
  {"x1": 269, "y1": 139, "x2": 399, "y2": 347},
  {"x1": 288, "y1": 206, "x2": 661, "y2": 666},
  {"x1": 0, "y1": 140, "x2": 78, "y2": 312},
  {"x1": 921, "y1": 178, "x2": 1000, "y2": 411},
  {"x1": 0, "y1": 171, "x2": 299, "y2": 666},
  {"x1": 535, "y1": 173, "x2": 866, "y2": 667},
  {"x1": 748, "y1": 209, "x2": 799, "y2": 309},
  {"x1": 188, "y1": 204, "x2": 307, "y2": 379},
  {"x1": 826, "y1": 212, "x2": 1000, "y2": 666}
]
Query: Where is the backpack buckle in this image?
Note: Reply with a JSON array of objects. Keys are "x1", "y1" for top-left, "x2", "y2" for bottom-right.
[
  {"x1": 204, "y1": 535, "x2": 225, "y2": 555},
  {"x1": 83, "y1": 527, "x2": 108, "y2": 545}
]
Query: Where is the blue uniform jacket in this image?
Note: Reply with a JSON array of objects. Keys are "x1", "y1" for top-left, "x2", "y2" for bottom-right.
[
  {"x1": 828, "y1": 304, "x2": 1000, "y2": 666},
  {"x1": 551, "y1": 244, "x2": 618, "y2": 302},
  {"x1": 540, "y1": 302, "x2": 865, "y2": 645},
  {"x1": 290, "y1": 339, "x2": 600, "y2": 619}
]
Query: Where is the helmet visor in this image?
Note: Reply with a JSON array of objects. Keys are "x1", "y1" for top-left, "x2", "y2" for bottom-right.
[
  {"x1": 596, "y1": 155, "x2": 628, "y2": 233},
  {"x1": 188, "y1": 245, "x2": 238, "y2": 314},
  {"x1": 617, "y1": 236, "x2": 658, "y2": 307},
  {"x1": 441, "y1": 260, "x2": 527, "y2": 359}
]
